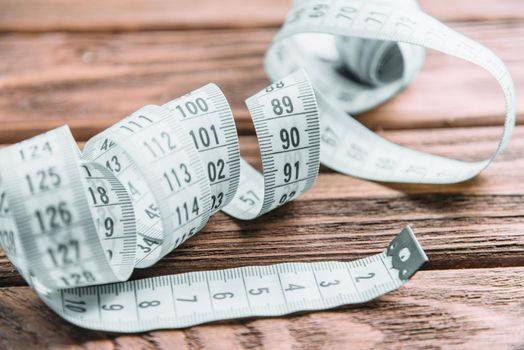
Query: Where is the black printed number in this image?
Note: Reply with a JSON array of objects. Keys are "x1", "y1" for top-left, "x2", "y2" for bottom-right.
[
  {"x1": 279, "y1": 190, "x2": 296, "y2": 204},
  {"x1": 104, "y1": 217, "x2": 114, "y2": 237},
  {"x1": 34, "y1": 202, "x2": 72, "y2": 233},
  {"x1": 102, "y1": 304, "x2": 124, "y2": 311},
  {"x1": 271, "y1": 96, "x2": 294, "y2": 115},
  {"x1": 88, "y1": 186, "x2": 110, "y2": 205},
  {"x1": 355, "y1": 272, "x2": 375, "y2": 282},
  {"x1": 175, "y1": 197, "x2": 200, "y2": 225},
  {"x1": 265, "y1": 81, "x2": 284, "y2": 92},
  {"x1": 280, "y1": 127, "x2": 300, "y2": 149},
  {"x1": 25, "y1": 167, "x2": 61, "y2": 193},
  {"x1": 176, "y1": 296, "x2": 197, "y2": 302},
  {"x1": 189, "y1": 125, "x2": 219, "y2": 150},
  {"x1": 239, "y1": 190, "x2": 260, "y2": 206},
  {"x1": 19, "y1": 141, "x2": 52, "y2": 160},
  {"x1": 211, "y1": 192, "x2": 224, "y2": 209},
  {"x1": 0, "y1": 230, "x2": 15, "y2": 254},
  {"x1": 64, "y1": 299, "x2": 86, "y2": 313},
  {"x1": 283, "y1": 161, "x2": 300, "y2": 182},
  {"x1": 105, "y1": 155, "x2": 122, "y2": 173},
  {"x1": 164, "y1": 163, "x2": 191, "y2": 191},
  {"x1": 207, "y1": 159, "x2": 226, "y2": 182},
  {"x1": 319, "y1": 280, "x2": 340, "y2": 287},
  {"x1": 309, "y1": 4, "x2": 328, "y2": 18},
  {"x1": 47, "y1": 239, "x2": 79, "y2": 267},
  {"x1": 61, "y1": 271, "x2": 96, "y2": 287},
  {"x1": 144, "y1": 132, "x2": 177, "y2": 158},
  {"x1": 213, "y1": 292, "x2": 234, "y2": 299},
  {"x1": 249, "y1": 288, "x2": 269, "y2": 295},
  {"x1": 336, "y1": 6, "x2": 357, "y2": 21},
  {"x1": 139, "y1": 300, "x2": 161, "y2": 308},
  {"x1": 175, "y1": 98, "x2": 209, "y2": 118}
]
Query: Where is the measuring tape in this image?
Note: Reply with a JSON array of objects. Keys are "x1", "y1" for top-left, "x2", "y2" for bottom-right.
[
  {"x1": 0, "y1": 0, "x2": 514, "y2": 332},
  {"x1": 267, "y1": 0, "x2": 515, "y2": 183}
]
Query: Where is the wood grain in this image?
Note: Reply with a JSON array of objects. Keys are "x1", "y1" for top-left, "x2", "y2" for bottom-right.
[
  {"x1": 0, "y1": 267, "x2": 521, "y2": 349},
  {"x1": 0, "y1": 0, "x2": 522, "y2": 32},
  {"x1": 0, "y1": 0, "x2": 522, "y2": 348},
  {"x1": 0, "y1": 20, "x2": 522, "y2": 143}
]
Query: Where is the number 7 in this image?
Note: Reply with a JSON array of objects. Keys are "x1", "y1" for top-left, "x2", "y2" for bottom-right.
[{"x1": 176, "y1": 295, "x2": 197, "y2": 302}]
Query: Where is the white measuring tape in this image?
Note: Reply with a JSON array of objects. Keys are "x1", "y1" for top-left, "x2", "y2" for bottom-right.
[
  {"x1": 267, "y1": 0, "x2": 515, "y2": 183},
  {"x1": 0, "y1": 0, "x2": 514, "y2": 332}
]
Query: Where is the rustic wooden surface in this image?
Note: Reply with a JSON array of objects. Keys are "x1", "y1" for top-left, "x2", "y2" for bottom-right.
[{"x1": 0, "y1": 0, "x2": 523, "y2": 349}]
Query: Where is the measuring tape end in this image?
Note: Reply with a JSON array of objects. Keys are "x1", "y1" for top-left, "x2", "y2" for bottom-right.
[{"x1": 387, "y1": 226, "x2": 428, "y2": 281}]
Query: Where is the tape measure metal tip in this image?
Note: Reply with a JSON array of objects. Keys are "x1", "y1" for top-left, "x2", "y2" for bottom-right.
[{"x1": 387, "y1": 226, "x2": 428, "y2": 281}]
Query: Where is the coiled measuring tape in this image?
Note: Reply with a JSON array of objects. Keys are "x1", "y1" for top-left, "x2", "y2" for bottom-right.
[
  {"x1": 0, "y1": 0, "x2": 514, "y2": 333},
  {"x1": 0, "y1": 70, "x2": 427, "y2": 332}
]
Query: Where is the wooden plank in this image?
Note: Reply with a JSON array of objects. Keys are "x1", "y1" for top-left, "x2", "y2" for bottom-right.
[
  {"x1": 0, "y1": 0, "x2": 522, "y2": 32},
  {"x1": 0, "y1": 1, "x2": 521, "y2": 347},
  {"x1": 0, "y1": 0, "x2": 291, "y2": 32},
  {"x1": 0, "y1": 267, "x2": 521, "y2": 349},
  {"x1": 0, "y1": 21, "x2": 521, "y2": 143},
  {"x1": 0, "y1": 127, "x2": 522, "y2": 286}
]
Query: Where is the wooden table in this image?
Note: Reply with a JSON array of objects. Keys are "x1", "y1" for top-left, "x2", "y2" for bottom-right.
[{"x1": 0, "y1": 0, "x2": 523, "y2": 348}]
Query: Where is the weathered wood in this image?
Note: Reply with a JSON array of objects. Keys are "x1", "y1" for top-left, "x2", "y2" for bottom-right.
[
  {"x1": 0, "y1": 267, "x2": 521, "y2": 349},
  {"x1": 0, "y1": 0, "x2": 522, "y2": 32},
  {"x1": 1, "y1": 127, "x2": 522, "y2": 286},
  {"x1": 0, "y1": 0, "x2": 522, "y2": 347},
  {"x1": 0, "y1": 20, "x2": 521, "y2": 143}
]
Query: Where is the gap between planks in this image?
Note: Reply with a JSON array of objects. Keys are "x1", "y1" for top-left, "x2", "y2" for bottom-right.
[
  {"x1": 0, "y1": 0, "x2": 523, "y2": 32},
  {"x1": 0, "y1": 20, "x2": 522, "y2": 143}
]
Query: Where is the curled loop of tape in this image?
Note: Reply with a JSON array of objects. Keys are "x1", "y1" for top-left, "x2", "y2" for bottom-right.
[
  {"x1": 266, "y1": 0, "x2": 515, "y2": 183},
  {"x1": 0, "y1": 0, "x2": 513, "y2": 332}
]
